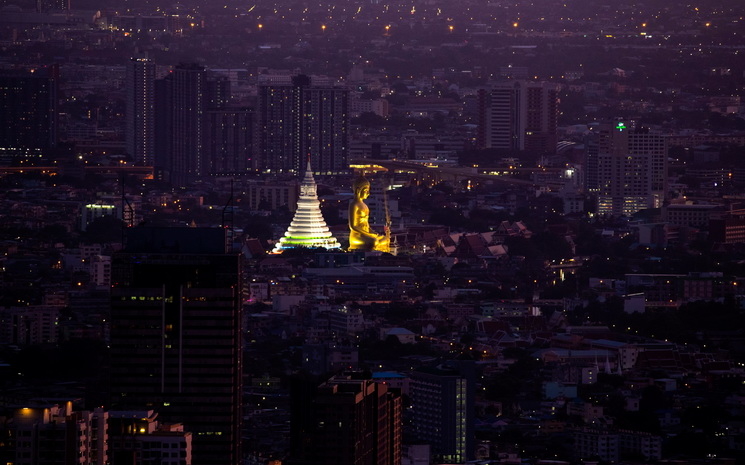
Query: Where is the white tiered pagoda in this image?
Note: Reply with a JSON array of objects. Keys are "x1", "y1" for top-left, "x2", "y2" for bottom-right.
[{"x1": 272, "y1": 160, "x2": 341, "y2": 253}]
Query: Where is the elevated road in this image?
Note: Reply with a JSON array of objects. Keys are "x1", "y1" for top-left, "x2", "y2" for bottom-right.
[
  {"x1": 0, "y1": 165, "x2": 154, "y2": 177},
  {"x1": 349, "y1": 159, "x2": 544, "y2": 187}
]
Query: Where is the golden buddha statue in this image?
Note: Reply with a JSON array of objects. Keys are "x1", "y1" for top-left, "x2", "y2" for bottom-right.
[{"x1": 348, "y1": 176, "x2": 390, "y2": 252}]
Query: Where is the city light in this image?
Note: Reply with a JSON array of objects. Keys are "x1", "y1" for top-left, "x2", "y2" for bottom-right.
[{"x1": 3, "y1": 1, "x2": 742, "y2": 463}]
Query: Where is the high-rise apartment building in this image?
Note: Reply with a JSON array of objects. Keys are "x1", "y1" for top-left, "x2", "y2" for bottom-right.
[
  {"x1": 0, "y1": 67, "x2": 57, "y2": 161},
  {"x1": 205, "y1": 75, "x2": 230, "y2": 110},
  {"x1": 154, "y1": 76, "x2": 173, "y2": 178},
  {"x1": 591, "y1": 122, "x2": 667, "y2": 217},
  {"x1": 110, "y1": 227, "x2": 242, "y2": 465},
  {"x1": 410, "y1": 362, "x2": 475, "y2": 464},
  {"x1": 584, "y1": 129, "x2": 600, "y2": 193},
  {"x1": 478, "y1": 81, "x2": 559, "y2": 155},
  {"x1": 126, "y1": 57, "x2": 155, "y2": 166},
  {"x1": 168, "y1": 64, "x2": 206, "y2": 186},
  {"x1": 203, "y1": 108, "x2": 253, "y2": 176},
  {"x1": 156, "y1": 64, "x2": 248, "y2": 185},
  {"x1": 256, "y1": 74, "x2": 348, "y2": 174},
  {"x1": 290, "y1": 375, "x2": 402, "y2": 465}
]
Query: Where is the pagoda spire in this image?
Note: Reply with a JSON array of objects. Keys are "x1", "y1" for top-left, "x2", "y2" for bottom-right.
[{"x1": 272, "y1": 158, "x2": 341, "y2": 253}]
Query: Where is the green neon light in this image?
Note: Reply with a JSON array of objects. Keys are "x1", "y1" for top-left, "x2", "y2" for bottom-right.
[
  {"x1": 616, "y1": 122, "x2": 626, "y2": 131},
  {"x1": 283, "y1": 237, "x2": 326, "y2": 242}
]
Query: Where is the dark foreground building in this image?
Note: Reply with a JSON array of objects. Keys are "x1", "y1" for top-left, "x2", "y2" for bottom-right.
[
  {"x1": 290, "y1": 374, "x2": 402, "y2": 465},
  {"x1": 110, "y1": 227, "x2": 242, "y2": 465}
]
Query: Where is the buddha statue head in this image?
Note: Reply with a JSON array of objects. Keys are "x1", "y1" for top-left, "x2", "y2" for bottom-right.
[{"x1": 353, "y1": 175, "x2": 371, "y2": 200}]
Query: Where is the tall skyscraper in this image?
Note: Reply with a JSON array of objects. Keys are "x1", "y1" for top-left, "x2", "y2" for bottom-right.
[
  {"x1": 110, "y1": 227, "x2": 242, "y2": 465},
  {"x1": 592, "y1": 122, "x2": 667, "y2": 217},
  {"x1": 410, "y1": 362, "x2": 475, "y2": 463},
  {"x1": 126, "y1": 57, "x2": 155, "y2": 165},
  {"x1": 478, "y1": 81, "x2": 559, "y2": 155},
  {"x1": 290, "y1": 375, "x2": 401, "y2": 465},
  {"x1": 256, "y1": 74, "x2": 348, "y2": 174},
  {"x1": 0, "y1": 67, "x2": 57, "y2": 161}
]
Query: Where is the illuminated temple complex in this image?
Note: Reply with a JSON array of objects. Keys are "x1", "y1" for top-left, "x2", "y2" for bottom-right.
[{"x1": 272, "y1": 161, "x2": 341, "y2": 253}]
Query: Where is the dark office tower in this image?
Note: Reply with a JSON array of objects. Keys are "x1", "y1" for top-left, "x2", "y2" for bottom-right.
[
  {"x1": 170, "y1": 63, "x2": 206, "y2": 187},
  {"x1": 110, "y1": 227, "x2": 242, "y2": 465},
  {"x1": 479, "y1": 81, "x2": 559, "y2": 155},
  {"x1": 126, "y1": 57, "x2": 155, "y2": 165},
  {"x1": 0, "y1": 67, "x2": 57, "y2": 161},
  {"x1": 203, "y1": 108, "x2": 253, "y2": 176},
  {"x1": 410, "y1": 362, "x2": 475, "y2": 463},
  {"x1": 256, "y1": 74, "x2": 348, "y2": 174},
  {"x1": 290, "y1": 375, "x2": 402, "y2": 465}
]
